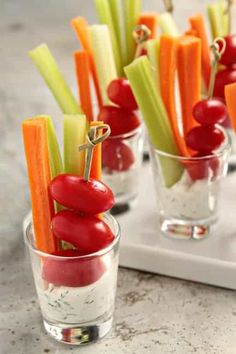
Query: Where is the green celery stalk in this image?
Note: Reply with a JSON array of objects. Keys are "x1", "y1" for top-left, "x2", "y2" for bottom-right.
[
  {"x1": 64, "y1": 114, "x2": 88, "y2": 175},
  {"x1": 158, "y1": 13, "x2": 180, "y2": 37},
  {"x1": 125, "y1": 56, "x2": 183, "y2": 187},
  {"x1": 29, "y1": 44, "x2": 81, "y2": 114},
  {"x1": 207, "y1": 2, "x2": 226, "y2": 39},
  {"x1": 146, "y1": 39, "x2": 160, "y2": 93},
  {"x1": 218, "y1": 0, "x2": 228, "y2": 36},
  {"x1": 95, "y1": 0, "x2": 123, "y2": 76},
  {"x1": 89, "y1": 25, "x2": 117, "y2": 104},
  {"x1": 124, "y1": 0, "x2": 141, "y2": 65}
]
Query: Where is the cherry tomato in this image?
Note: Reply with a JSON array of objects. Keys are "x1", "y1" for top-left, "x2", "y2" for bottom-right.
[
  {"x1": 98, "y1": 105, "x2": 140, "y2": 136},
  {"x1": 192, "y1": 99, "x2": 227, "y2": 126},
  {"x1": 218, "y1": 34, "x2": 236, "y2": 67},
  {"x1": 107, "y1": 78, "x2": 138, "y2": 110},
  {"x1": 50, "y1": 174, "x2": 114, "y2": 214},
  {"x1": 186, "y1": 126, "x2": 225, "y2": 153},
  {"x1": 185, "y1": 153, "x2": 219, "y2": 181},
  {"x1": 42, "y1": 249, "x2": 105, "y2": 287},
  {"x1": 52, "y1": 210, "x2": 115, "y2": 253},
  {"x1": 102, "y1": 139, "x2": 135, "y2": 171},
  {"x1": 214, "y1": 68, "x2": 236, "y2": 99}
]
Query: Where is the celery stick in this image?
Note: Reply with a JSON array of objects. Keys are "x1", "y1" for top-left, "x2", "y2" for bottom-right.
[
  {"x1": 124, "y1": 0, "x2": 142, "y2": 65},
  {"x1": 146, "y1": 39, "x2": 160, "y2": 92},
  {"x1": 218, "y1": 0, "x2": 228, "y2": 36},
  {"x1": 158, "y1": 13, "x2": 180, "y2": 37},
  {"x1": 29, "y1": 44, "x2": 81, "y2": 114},
  {"x1": 64, "y1": 114, "x2": 88, "y2": 175},
  {"x1": 89, "y1": 25, "x2": 117, "y2": 104},
  {"x1": 207, "y1": 2, "x2": 226, "y2": 39},
  {"x1": 95, "y1": 0, "x2": 123, "y2": 76},
  {"x1": 125, "y1": 56, "x2": 183, "y2": 187},
  {"x1": 44, "y1": 116, "x2": 63, "y2": 178}
]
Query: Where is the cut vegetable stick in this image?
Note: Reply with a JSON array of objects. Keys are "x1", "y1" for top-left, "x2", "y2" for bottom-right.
[
  {"x1": 160, "y1": 36, "x2": 189, "y2": 157},
  {"x1": 89, "y1": 25, "x2": 117, "y2": 105},
  {"x1": 94, "y1": 0, "x2": 123, "y2": 76},
  {"x1": 207, "y1": 1, "x2": 227, "y2": 39},
  {"x1": 64, "y1": 114, "x2": 88, "y2": 175},
  {"x1": 71, "y1": 17, "x2": 103, "y2": 108},
  {"x1": 74, "y1": 51, "x2": 93, "y2": 121},
  {"x1": 125, "y1": 56, "x2": 183, "y2": 187},
  {"x1": 225, "y1": 83, "x2": 236, "y2": 132},
  {"x1": 45, "y1": 116, "x2": 63, "y2": 179},
  {"x1": 189, "y1": 14, "x2": 211, "y2": 89},
  {"x1": 29, "y1": 44, "x2": 81, "y2": 114},
  {"x1": 22, "y1": 117, "x2": 57, "y2": 254},
  {"x1": 124, "y1": 0, "x2": 141, "y2": 64},
  {"x1": 109, "y1": 0, "x2": 126, "y2": 65},
  {"x1": 177, "y1": 36, "x2": 201, "y2": 139},
  {"x1": 146, "y1": 38, "x2": 160, "y2": 92},
  {"x1": 90, "y1": 121, "x2": 103, "y2": 180},
  {"x1": 158, "y1": 12, "x2": 180, "y2": 37},
  {"x1": 138, "y1": 12, "x2": 158, "y2": 39}
]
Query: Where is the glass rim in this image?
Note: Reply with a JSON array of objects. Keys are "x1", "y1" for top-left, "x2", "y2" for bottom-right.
[
  {"x1": 107, "y1": 124, "x2": 142, "y2": 140},
  {"x1": 150, "y1": 126, "x2": 231, "y2": 161},
  {"x1": 24, "y1": 213, "x2": 121, "y2": 260}
]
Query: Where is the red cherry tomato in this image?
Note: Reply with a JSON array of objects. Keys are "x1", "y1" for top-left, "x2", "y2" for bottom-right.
[
  {"x1": 214, "y1": 68, "x2": 236, "y2": 99},
  {"x1": 192, "y1": 99, "x2": 227, "y2": 126},
  {"x1": 50, "y1": 174, "x2": 114, "y2": 214},
  {"x1": 218, "y1": 35, "x2": 236, "y2": 67},
  {"x1": 186, "y1": 126, "x2": 225, "y2": 153},
  {"x1": 52, "y1": 210, "x2": 115, "y2": 253},
  {"x1": 107, "y1": 78, "x2": 138, "y2": 110},
  {"x1": 42, "y1": 249, "x2": 106, "y2": 287},
  {"x1": 102, "y1": 139, "x2": 135, "y2": 171},
  {"x1": 185, "y1": 153, "x2": 219, "y2": 181},
  {"x1": 98, "y1": 105, "x2": 140, "y2": 136}
]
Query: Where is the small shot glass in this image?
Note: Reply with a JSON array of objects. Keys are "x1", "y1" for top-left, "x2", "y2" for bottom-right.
[
  {"x1": 102, "y1": 125, "x2": 144, "y2": 214},
  {"x1": 24, "y1": 213, "x2": 120, "y2": 345},
  {"x1": 149, "y1": 135, "x2": 231, "y2": 240}
]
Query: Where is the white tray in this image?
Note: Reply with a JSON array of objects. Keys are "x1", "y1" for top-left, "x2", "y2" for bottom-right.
[
  {"x1": 23, "y1": 163, "x2": 236, "y2": 290},
  {"x1": 117, "y1": 162, "x2": 236, "y2": 290}
]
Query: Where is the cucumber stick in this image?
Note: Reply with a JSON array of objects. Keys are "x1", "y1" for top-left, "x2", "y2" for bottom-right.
[
  {"x1": 64, "y1": 114, "x2": 88, "y2": 175},
  {"x1": 89, "y1": 25, "x2": 117, "y2": 104},
  {"x1": 124, "y1": 0, "x2": 141, "y2": 65},
  {"x1": 207, "y1": 1, "x2": 228, "y2": 39},
  {"x1": 94, "y1": 0, "x2": 123, "y2": 76},
  {"x1": 158, "y1": 13, "x2": 180, "y2": 37},
  {"x1": 125, "y1": 56, "x2": 183, "y2": 187},
  {"x1": 29, "y1": 44, "x2": 81, "y2": 114},
  {"x1": 146, "y1": 39, "x2": 160, "y2": 93}
]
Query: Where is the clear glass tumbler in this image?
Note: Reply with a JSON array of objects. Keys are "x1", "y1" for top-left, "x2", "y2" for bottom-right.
[
  {"x1": 24, "y1": 213, "x2": 120, "y2": 345},
  {"x1": 102, "y1": 126, "x2": 144, "y2": 214},
  {"x1": 149, "y1": 136, "x2": 230, "y2": 240}
]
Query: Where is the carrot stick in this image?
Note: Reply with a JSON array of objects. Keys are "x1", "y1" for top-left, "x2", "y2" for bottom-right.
[
  {"x1": 160, "y1": 35, "x2": 189, "y2": 157},
  {"x1": 138, "y1": 12, "x2": 158, "y2": 39},
  {"x1": 74, "y1": 51, "x2": 93, "y2": 121},
  {"x1": 71, "y1": 17, "x2": 103, "y2": 108},
  {"x1": 189, "y1": 14, "x2": 211, "y2": 90},
  {"x1": 225, "y1": 83, "x2": 236, "y2": 132},
  {"x1": 90, "y1": 121, "x2": 103, "y2": 180},
  {"x1": 22, "y1": 117, "x2": 58, "y2": 254},
  {"x1": 177, "y1": 35, "x2": 201, "y2": 139}
]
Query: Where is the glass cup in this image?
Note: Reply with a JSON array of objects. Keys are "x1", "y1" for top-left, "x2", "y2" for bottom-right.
[
  {"x1": 24, "y1": 213, "x2": 120, "y2": 345},
  {"x1": 102, "y1": 126, "x2": 144, "y2": 214},
  {"x1": 149, "y1": 135, "x2": 231, "y2": 240}
]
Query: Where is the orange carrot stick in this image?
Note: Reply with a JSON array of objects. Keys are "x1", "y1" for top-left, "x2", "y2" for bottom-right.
[
  {"x1": 160, "y1": 35, "x2": 189, "y2": 156},
  {"x1": 138, "y1": 12, "x2": 158, "y2": 39},
  {"x1": 189, "y1": 14, "x2": 211, "y2": 89},
  {"x1": 22, "y1": 117, "x2": 57, "y2": 254},
  {"x1": 177, "y1": 35, "x2": 201, "y2": 139},
  {"x1": 71, "y1": 17, "x2": 103, "y2": 108},
  {"x1": 74, "y1": 50, "x2": 93, "y2": 121},
  {"x1": 225, "y1": 83, "x2": 236, "y2": 132},
  {"x1": 90, "y1": 121, "x2": 103, "y2": 180}
]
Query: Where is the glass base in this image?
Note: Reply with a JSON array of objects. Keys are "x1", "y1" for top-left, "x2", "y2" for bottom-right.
[
  {"x1": 160, "y1": 216, "x2": 216, "y2": 240},
  {"x1": 43, "y1": 316, "x2": 113, "y2": 345}
]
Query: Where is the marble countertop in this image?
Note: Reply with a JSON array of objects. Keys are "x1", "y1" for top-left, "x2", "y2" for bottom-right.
[{"x1": 1, "y1": 1, "x2": 236, "y2": 353}]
